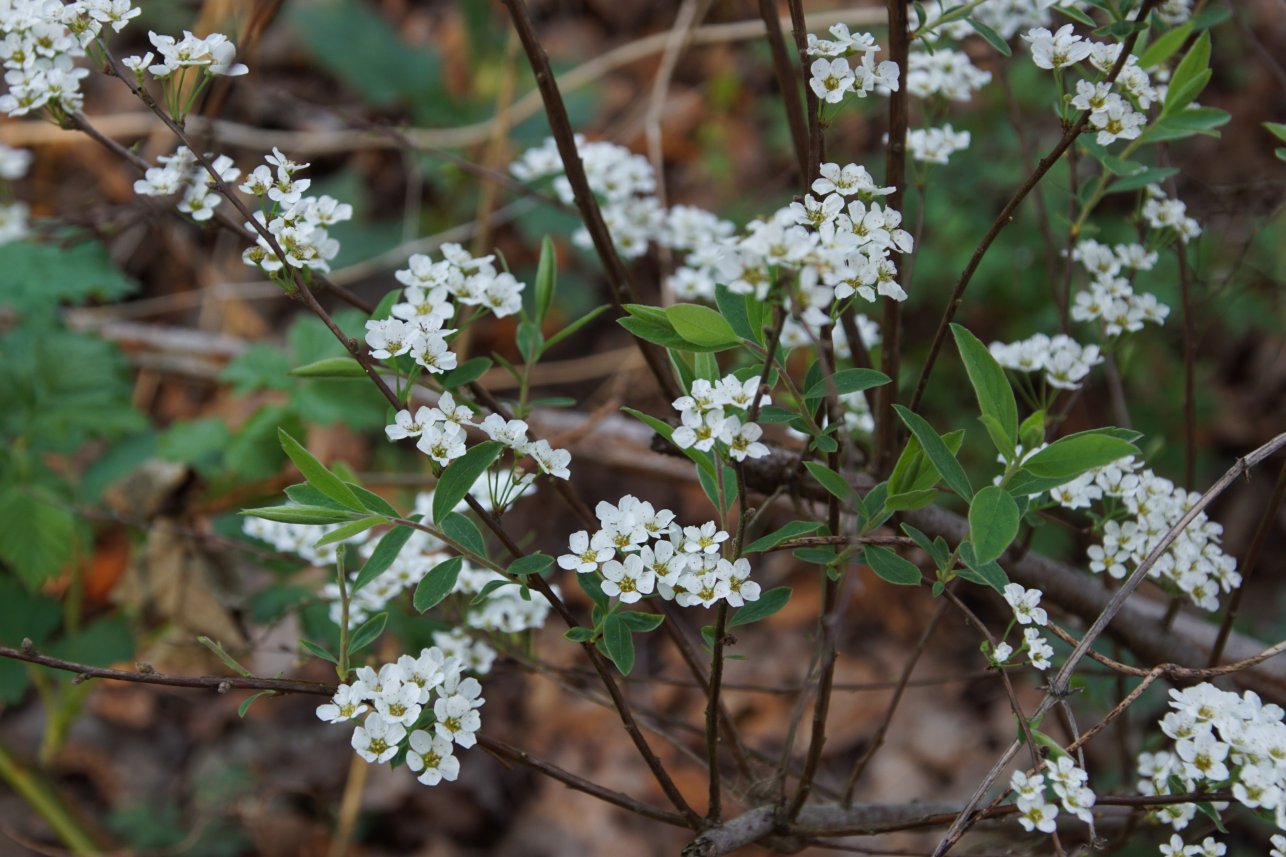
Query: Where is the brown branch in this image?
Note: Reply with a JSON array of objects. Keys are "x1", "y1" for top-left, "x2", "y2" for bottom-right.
[{"x1": 756, "y1": 0, "x2": 810, "y2": 182}]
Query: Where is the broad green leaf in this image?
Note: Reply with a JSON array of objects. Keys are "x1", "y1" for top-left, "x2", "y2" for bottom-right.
[
  {"x1": 883, "y1": 488, "x2": 939, "y2": 511},
  {"x1": 889, "y1": 429, "x2": 966, "y2": 496},
  {"x1": 314, "y1": 516, "x2": 384, "y2": 547},
  {"x1": 1105, "y1": 166, "x2": 1180, "y2": 195},
  {"x1": 413, "y1": 556, "x2": 463, "y2": 612},
  {"x1": 1163, "y1": 31, "x2": 1211, "y2": 115},
  {"x1": 441, "y1": 356, "x2": 492, "y2": 388},
  {"x1": 602, "y1": 613, "x2": 635, "y2": 675},
  {"x1": 432, "y1": 441, "x2": 504, "y2": 523},
  {"x1": 743, "y1": 520, "x2": 824, "y2": 554},
  {"x1": 441, "y1": 512, "x2": 487, "y2": 559},
  {"x1": 728, "y1": 586, "x2": 792, "y2": 627},
  {"x1": 968, "y1": 486, "x2": 1020, "y2": 564},
  {"x1": 1022, "y1": 430, "x2": 1138, "y2": 480},
  {"x1": 242, "y1": 504, "x2": 363, "y2": 525},
  {"x1": 346, "y1": 612, "x2": 388, "y2": 655},
  {"x1": 665, "y1": 303, "x2": 740, "y2": 349},
  {"x1": 352, "y1": 523, "x2": 416, "y2": 593},
  {"x1": 618, "y1": 314, "x2": 700, "y2": 351},
  {"x1": 534, "y1": 235, "x2": 557, "y2": 323},
  {"x1": 619, "y1": 611, "x2": 665, "y2": 633},
  {"x1": 1138, "y1": 22, "x2": 1193, "y2": 69},
  {"x1": 1140, "y1": 107, "x2": 1230, "y2": 143},
  {"x1": 966, "y1": 15, "x2": 1011, "y2": 56},
  {"x1": 508, "y1": 553, "x2": 553, "y2": 577},
  {"x1": 0, "y1": 486, "x2": 77, "y2": 587},
  {"x1": 278, "y1": 428, "x2": 365, "y2": 512},
  {"x1": 289, "y1": 356, "x2": 367, "y2": 378},
  {"x1": 804, "y1": 461, "x2": 850, "y2": 502},
  {"x1": 803, "y1": 368, "x2": 890, "y2": 400},
  {"x1": 951, "y1": 324, "x2": 1017, "y2": 460},
  {"x1": 347, "y1": 484, "x2": 399, "y2": 517},
  {"x1": 1019, "y1": 410, "x2": 1047, "y2": 450},
  {"x1": 893, "y1": 405, "x2": 973, "y2": 500},
  {"x1": 1265, "y1": 122, "x2": 1286, "y2": 144},
  {"x1": 863, "y1": 546, "x2": 921, "y2": 586},
  {"x1": 715, "y1": 284, "x2": 759, "y2": 344}
]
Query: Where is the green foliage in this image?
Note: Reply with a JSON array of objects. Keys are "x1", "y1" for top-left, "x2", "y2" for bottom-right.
[
  {"x1": 413, "y1": 557, "x2": 464, "y2": 613},
  {"x1": 729, "y1": 587, "x2": 792, "y2": 627},
  {"x1": 967, "y1": 486, "x2": 1020, "y2": 564},
  {"x1": 0, "y1": 238, "x2": 136, "y2": 314},
  {"x1": 863, "y1": 545, "x2": 922, "y2": 586},
  {"x1": 432, "y1": 441, "x2": 504, "y2": 523}
]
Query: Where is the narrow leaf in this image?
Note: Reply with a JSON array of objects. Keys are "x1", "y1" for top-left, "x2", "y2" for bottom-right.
[
  {"x1": 804, "y1": 461, "x2": 850, "y2": 502},
  {"x1": 278, "y1": 428, "x2": 365, "y2": 512},
  {"x1": 413, "y1": 556, "x2": 463, "y2": 613},
  {"x1": 803, "y1": 368, "x2": 890, "y2": 400},
  {"x1": 893, "y1": 405, "x2": 974, "y2": 499},
  {"x1": 241, "y1": 505, "x2": 362, "y2": 525},
  {"x1": 314, "y1": 516, "x2": 384, "y2": 548},
  {"x1": 966, "y1": 15, "x2": 1012, "y2": 55},
  {"x1": 743, "y1": 520, "x2": 824, "y2": 554},
  {"x1": 238, "y1": 689, "x2": 275, "y2": 718},
  {"x1": 352, "y1": 523, "x2": 416, "y2": 593},
  {"x1": 508, "y1": 553, "x2": 553, "y2": 577},
  {"x1": 441, "y1": 512, "x2": 487, "y2": 559},
  {"x1": 346, "y1": 612, "x2": 388, "y2": 655},
  {"x1": 432, "y1": 441, "x2": 504, "y2": 523},
  {"x1": 951, "y1": 324, "x2": 1017, "y2": 459},
  {"x1": 1022, "y1": 430, "x2": 1138, "y2": 479},
  {"x1": 289, "y1": 356, "x2": 367, "y2": 378},
  {"x1": 300, "y1": 639, "x2": 337, "y2": 664},
  {"x1": 728, "y1": 586, "x2": 792, "y2": 628}
]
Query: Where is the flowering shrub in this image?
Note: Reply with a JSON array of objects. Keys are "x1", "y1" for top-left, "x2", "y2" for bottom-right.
[{"x1": 0, "y1": 1, "x2": 1283, "y2": 856}]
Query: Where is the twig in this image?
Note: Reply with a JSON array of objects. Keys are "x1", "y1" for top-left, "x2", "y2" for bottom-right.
[{"x1": 757, "y1": 0, "x2": 810, "y2": 181}]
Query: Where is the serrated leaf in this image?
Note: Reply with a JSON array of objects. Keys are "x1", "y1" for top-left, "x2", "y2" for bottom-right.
[
  {"x1": 0, "y1": 239, "x2": 136, "y2": 313},
  {"x1": 413, "y1": 556, "x2": 463, "y2": 612},
  {"x1": 863, "y1": 545, "x2": 922, "y2": 586},
  {"x1": 0, "y1": 487, "x2": 77, "y2": 588},
  {"x1": 743, "y1": 520, "x2": 824, "y2": 554},
  {"x1": 893, "y1": 405, "x2": 973, "y2": 500},
  {"x1": 352, "y1": 523, "x2": 416, "y2": 593},
  {"x1": 665, "y1": 303, "x2": 740, "y2": 349},
  {"x1": 804, "y1": 461, "x2": 850, "y2": 502},
  {"x1": 602, "y1": 613, "x2": 635, "y2": 675},
  {"x1": 968, "y1": 486, "x2": 1020, "y2": 564},
  {"x1": 951, "y1": 324, "x2": 1017, "y2": 461},
  {"x1": 242, "y1": 504, "x2": 364, "y2": 525},
  {"x1": 278, "y1": 429, "x2": 365, "y2": 512},
  {"x1": 289, "y1": 356, "x2": 367, "y2": 378},
  {"x1": 432, "y1": 441, "x2": 504, "y2": 523},
  {"x1": 508, "y1": 553, "x2": 553, "y2": 577},
  {"x1": 728, "y1": 586, "x2": 792, "y2": 627},
  {"x1": 803, "y1": 368, "x2": 890, "y2": 400},
  {"x1": 346, "y1": 612, "x2": 388, "y2": 655}
]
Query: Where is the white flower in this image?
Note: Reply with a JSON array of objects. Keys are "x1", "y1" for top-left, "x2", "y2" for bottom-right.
[
  {"x1": 386, "y1": 406, "x2": 434, "y2": 440},
  {"x1": 406, "y1": 729, "x2": 460, "y2": 786},
  {"x1": 315, "y1": 684, "x2": 369, "y2": 723},
  {"x1": 1024, "y1": 627, "x2": 1054, "y2": 671},
  {"x1": 1003, "y1": 583, "x2": 1048, "y2": 626},
  {"x1": 351, "y1": 713, "x2": 405, "y2": 763},
  {"x1": 365, "y1": 318, "x2": 414, "y2": 360},
  {"x1": 672, "y1": 407, "x2": 725, "y2": 452},
  {"x1": 433, "y1": 694, "x2": 482, "y2": 748},
  {"x1": 416, "y1": 422, "x2": 467, "y2": 466},
  {"x1": 558, "y1": 530, "x2": 613, "y2": 574},
  {"x1": 682, "y1": 522, "x2": 729, "y2": 554},
  {"x1": 719, "y1": 416, "x2": 769, "y2": 461},
  {"x1": 720, "y1": 557, "x2": 760, "y2": 607},
  {"x1": 372, "y1": 678, "x2": 423, "y2": 728},
  {"x1": 992, "y1": 642, "x2": 1014, "y2": 663},
  {"x1": 809, "y1": 57, "x2": 855, "y2": 103},
  {"x1": 601, "y1": 554, "x2": 656, "y2": 604},
  {"x1": 1023, "y1": 24, "x2": 1092, "y2": 70},
  {"x1": 479, "y1": 414, "x2": 530, "y2": 450},
  {"x1": 1015, "y1": 796, "x2": 1059, "y2": 833},
  {"x1": 528, "y1": 439, "x2": 572, "y2": 480}
]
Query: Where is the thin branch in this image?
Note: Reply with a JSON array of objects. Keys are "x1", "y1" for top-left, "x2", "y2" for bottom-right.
[{"x1": 757, "y1": 0, "x2": 810, "y2": 181}]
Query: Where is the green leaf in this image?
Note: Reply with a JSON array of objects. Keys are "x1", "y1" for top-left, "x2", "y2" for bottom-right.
[
  {"x1": 951, "y1": 324, "x2": 1017, "y2": 461},
  {"x1": 563, "y1": 626, "x2": 595, "y2": 643},
  {"x1": 957, "y1": 542, "x2": 1009, "y2": 593},
  {"x1": 1019, "y1": 410, "x2": 1047, "y2": 450},
  {"x1": 346, "y1": 612, "x2": 388, "y2": 655},
  {"x1": 440, "y1": 356, "x2": 492, "y2": 389},
  {"x1": 619, "y1": 314, "x2": 709, "y2": 351},
  {"x1": 1188, "y1": 6, "x2": 1230, "y2": 29},
  {"x1": 440, "y1": 511, "x2": 487, "y2": 559},
  {"x1": 715, "y1": 284, "x2": 758, "y2": 343},
  {"x1": 1105, "y1": 166, "x2": 1181, "y2": 195},
  {"x1": 413, "y1": 556, "x2": 463, "y2": 612},
  {"x1": 1022, "y1": 430, "x2": 1138, "y2": 480},
  {"x1": 535, "y1": 235, "x2": 557, "y2": 323},
  {"x1": 968, "y1": 486, "x2": 1020, "y2": 564},
  {"x1": 239, "y1": 690, "x2": 275, "y2": 718},
  {"x1": 314, "y1": 516, "x2": 384, "y2": 548},
  {"x1": 1140, "y1": 107, "x2": 1230, "y2": 143},
  {"x1": 665, "y1": 303, "x2": 741, "y2": 350},
  {"x1": 432, "y1": 441, "x2": 504, "y2": 523},
  {"x1": 278, "y1": 428, "x2": 365, "y2": 512},
  {"x1": 0, "y1": 238, "x2": 136, "y2": 313},
  {"x1": 883, "y1": 488, "x2": 939, "y2": 511},
  {"x1": 1163, "y1": 31, "x2": 1211, "y2": 115},
  {"x1": 543, "y1": 304, "x2": 609, "y2": 353},
  {"x1": 602, "y1": 613, "x2": 635, "y2": 675},
  {"x1": 728, "y1": 586, "x2": 792, "y2": 627},
  {"x1": 1054, "y1": 5, "x2": 1096, "y2": 26},
  {"x1": 863, "y1": 545, "x2": 922, "y2": 586},
  {"x1": 1137, "y1": 22, "x2": 1193, "y2": 68},
  {"x1": 288, "y1": 356, "x2": 367, "y2": 379},
  {"x1": 508, "y1": 553, "x2": 553, "y2": 577},
  {"x1": 966, "y1": 15, "x2": 1011, "y2": 55},
  {"x1": 220, "y1": 343, "x2": 292, "y2": 393},
  {"x1": 241, "y1": 504, "x2": 364, "y2": 525},
  {"x1": 300, "y1": 639, "x2": 338, "y2": 664},
  {"x1": 893, "y1": 405, "x2": 973, "y2": 500},
  {"x1": 619, "y1": 611, "x2": 665, "y2": 633},
  {"x1": 889, "y1": 429, "x2": 966, "y2": 496},
  {"x1": 1267, "y1": 122, "x2": 1286, "y2": 144},
  {"x1": 804, "y1": 461, "x2": 850, "y2": 502},
  {"x1": 901, "y1": 524, "x2": 950, "y2": 570},
  {"x1": 577, "y1": 570, "x2": 609, "y2": 611},
  {"x1": 743, "y1": 520, "x2": 824, "y2": 554},
  {"x1": 347, "y1": 484, "x2": 399, "y2": 517},
  {"x1": 621, "y1": 406, "x2": 716, "y2": 477},
  {"x1": 803, "y1": 368, "x2": 890, "y2": 400},
  {"x1": 0, "y1": 487, "x2": 78, "y2": 587},
  {"x1": 352, "y1": 523, "x2": 416, "y2": 593}
]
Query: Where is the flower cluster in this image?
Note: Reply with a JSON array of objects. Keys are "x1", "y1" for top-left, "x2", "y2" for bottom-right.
[
  {"x1": 1045, "y1": 457, "x2": 1240, "y2": 611},
  {"x1": 1137, "y1": 683, "x2": 1286, "y2": 841},
  {"x1": 240, "y1": 148, "x2": 351, "y2": 274},
  {"x1": 133, "y1": 146, "x2": 241, "y2": 223},
  {"x1": 991, "y1": 584, "x2": 1054, "y2": 671},
  {"x1": 906, "y1": 125, "x2": 972, "y2": 165},
  {"x1": 670, "y1": 374, "x2": 770, "y2": 462},
  {"x1": 0, "y1": 142, "x2": 31, "y2": 244},
  {"x1": 905, "y1": 49, "x2": 991, "y2": 102},
  {"x1": 989, "y1": 332, "x2": 1103, "y2": 391},
  {"x1": 805, "y1": 23, "x2": 900, "y2": 104},
  {"x1": 317, "y1": 647, "x2": 485, "y2": 787},
  {"x1": 1069, "y1": 237, "x2": 1170, "y2": 338},
  {"x1": 1009, "y1": 757, "x2": 1097, "y2": 835},
  {"x1": 1142, "y1": 183, "x2": 1202, "y2": 243},
  {"x1": 0, "y1": 1, "x2": 140, "y2": 117},
  {"x1": 557, "y1": 496, "x2": 762, "y2": 609},
  {"x1": 124, "y1": 29, "x2": 247, "y2": 79}
]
